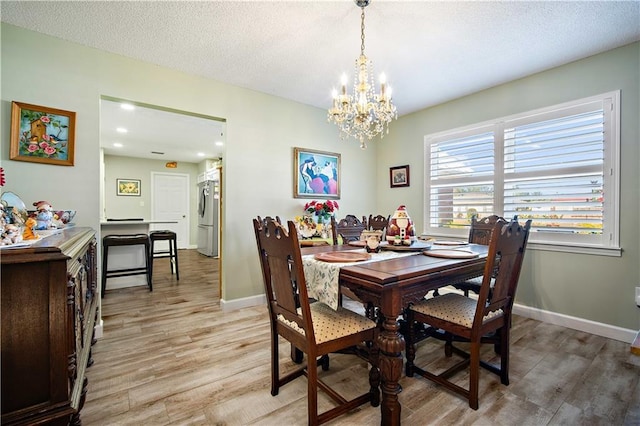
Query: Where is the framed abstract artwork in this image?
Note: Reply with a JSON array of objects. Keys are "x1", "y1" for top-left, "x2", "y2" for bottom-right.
[
  {"x1": 390, "y1": 165, "x2": 410, "y2": 188},
  {"x1": 10, "y1": 101, "x2": 76, "y2": 166},
  {"x1": 116, "y1": 179, "x2": 141, "y2": 196},
  {"x1": 294, "y1": 147, "x2": 340, "y2": 199}
]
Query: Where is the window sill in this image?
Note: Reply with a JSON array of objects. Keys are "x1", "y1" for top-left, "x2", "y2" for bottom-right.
[
  {"x1": 422, "y1": 233, "x2": 622, "y2": 257},
  {"x1": 527, "y1": 242, "x2": 621, "y2": 257}
]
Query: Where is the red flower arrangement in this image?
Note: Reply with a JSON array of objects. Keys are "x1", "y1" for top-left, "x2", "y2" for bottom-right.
[{"x1": 304, "y1": 200, "x2": 339, "y2": 221}]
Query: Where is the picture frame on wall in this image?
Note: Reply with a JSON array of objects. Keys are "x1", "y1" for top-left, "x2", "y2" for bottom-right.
[
  {"x1": 116, "y1": 179, "x2": 141, "y2": 196},
  {"x1": 10, "y1": 101, "x2": 76, "y2": 166},
  {"x1": 390, "y1": 165, "x2": 410, "y2": 188},
  {"x1": 293, "y1": 147, "x2": 341, "y2": 199}
]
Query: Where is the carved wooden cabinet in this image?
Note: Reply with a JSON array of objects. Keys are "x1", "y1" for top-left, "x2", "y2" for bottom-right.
[{"x1": 1, "y1": 227, "x2": 97, "y2": 425}]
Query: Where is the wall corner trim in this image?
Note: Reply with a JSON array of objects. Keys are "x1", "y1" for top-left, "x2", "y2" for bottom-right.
[{"x1": 221, "y1": 294, "x2": 267, "y2": 312}]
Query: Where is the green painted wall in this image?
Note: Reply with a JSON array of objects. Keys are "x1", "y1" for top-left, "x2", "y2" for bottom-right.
[
  {"x1": 377, "y1": 42, "x2": 640, "y2": 330},
  {"x1": 1, "y1": 24, "x2": 377, "y2": 305}
]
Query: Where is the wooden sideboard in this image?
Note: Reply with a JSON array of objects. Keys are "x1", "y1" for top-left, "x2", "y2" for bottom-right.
[{"x1": 1, "y1": 227, "x2": 98, "y2": 426}]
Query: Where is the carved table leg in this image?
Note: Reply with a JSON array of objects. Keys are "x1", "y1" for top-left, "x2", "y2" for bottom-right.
[{"x1": 377, "y1": 310, "x2": 404, "y2": 425}]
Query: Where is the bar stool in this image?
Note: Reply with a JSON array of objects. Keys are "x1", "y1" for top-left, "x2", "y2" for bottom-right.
[
  {"x1": 101, "y1": 234, "x2": 152, "y2": 298},
  {"x1": 149, "y1": 230, "x2": 179, "y2": 281}
]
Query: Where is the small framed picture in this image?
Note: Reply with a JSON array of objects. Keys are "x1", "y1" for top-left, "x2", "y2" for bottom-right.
[
  {"x1": 390, "y1": 165, "x2": 410, "y2": 188},
  {"x1": 10, "y1": 101, "x2": 76, "y2": 166},
  {"x1": 116, "y1": 179, "x2": 141, "y2": 196}
]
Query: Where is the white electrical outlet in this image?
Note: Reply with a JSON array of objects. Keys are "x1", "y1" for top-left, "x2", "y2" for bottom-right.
[{"x1": 636, "y1": 286, "x2": 640, "y2": 307}]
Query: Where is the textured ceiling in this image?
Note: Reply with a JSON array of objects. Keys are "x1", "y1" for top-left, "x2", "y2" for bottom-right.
[{"x1": 2, "y1": 1, "x2": 639, "y2": 161}]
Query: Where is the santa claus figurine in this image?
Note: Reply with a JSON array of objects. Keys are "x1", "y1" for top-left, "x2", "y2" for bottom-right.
[{"x1": 386, "y1": 205, "x2": 415, "y2": 245}]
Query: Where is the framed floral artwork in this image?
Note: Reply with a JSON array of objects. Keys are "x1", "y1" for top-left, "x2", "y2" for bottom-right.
[
  {"x1": 293, "y1": 147, "x2": 340, "y2": 199},
  {"x1": 390, "y1": 165, "x2": 410, "y2": 188},
  {"x1": 10, "y1": 101, "x2": 76, "y2": 166},
  {"x1": 116, "y1": 179, "x2": 141, "y2": 196}
]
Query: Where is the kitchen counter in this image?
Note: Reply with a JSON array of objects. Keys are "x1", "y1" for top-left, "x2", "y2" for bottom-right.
[{"x1": 100, "y1": 219, "x2": 178, "y2": 226}]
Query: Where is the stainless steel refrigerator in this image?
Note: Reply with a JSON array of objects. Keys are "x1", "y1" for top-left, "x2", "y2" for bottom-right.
[{"x1": 197, "y1": 179, "x2": 219, "y2": 257}]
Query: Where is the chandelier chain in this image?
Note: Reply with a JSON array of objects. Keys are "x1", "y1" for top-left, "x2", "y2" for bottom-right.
[{"x1": 360, "y1": 7, "x2": 366, "y2": 56}]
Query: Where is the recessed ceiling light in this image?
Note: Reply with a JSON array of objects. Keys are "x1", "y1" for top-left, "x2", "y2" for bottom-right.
[
  {"x1": 120, "y1": 103, "x2": 135, "y2": 110},
  {"x1": 197, "y1": 152, "x2": 205, "y2": 157},
  {"x1": 113, "y1": 143, "x2": 123, "y2": 148},
  {"x1": 116, "y1": 127, "x2": 128, "y2": 133},
  {"x1": 215, "y1": 141, "x2": 224, "y2": 146}
]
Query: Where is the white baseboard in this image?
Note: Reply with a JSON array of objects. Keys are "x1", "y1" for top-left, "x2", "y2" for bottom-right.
[
  {"x1": 437, "y1": 287, "x2": 636, "y2": 343},
  {"x1": 99, "y1": 285, "x2": 636, "y2": 345},
  {"x1": 221, "y1": 293, "x2": 266, "y2": 311},
  {"x1": 512, "y1": 303, "x2": 636, "y2": 344},
  {"x1": 94, "y1": 319, "x2": 104, "y2": 339}
]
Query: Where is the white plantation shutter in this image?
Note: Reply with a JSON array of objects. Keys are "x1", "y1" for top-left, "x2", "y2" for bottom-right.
[
  {"x1": 424, "y1": 92, "x2": 619, "y2": 254},
  {"x1": 504, "y1": 107, "x2": 605, "y2": 240},
  {"x1": 428, "y1": 131, "x2": 494, "y2": 229}
]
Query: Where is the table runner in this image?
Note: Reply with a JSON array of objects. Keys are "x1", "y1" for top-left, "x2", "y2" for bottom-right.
[{"x1": 302, "y1": 249, "x2": 418, "y2": 309}]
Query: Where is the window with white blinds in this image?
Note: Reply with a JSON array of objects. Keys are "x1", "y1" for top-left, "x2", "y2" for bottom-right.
[
  {"x1": 428, "y1": 131, "x2": 495, "y2": 229},
  {"x1": 424, "y1": 91, "x2": 620, "y2": 255}
]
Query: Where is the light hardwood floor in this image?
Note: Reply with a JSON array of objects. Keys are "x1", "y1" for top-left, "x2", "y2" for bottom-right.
[{"x1": 84, "y1": 249, "x2": 640, "y2": 425}]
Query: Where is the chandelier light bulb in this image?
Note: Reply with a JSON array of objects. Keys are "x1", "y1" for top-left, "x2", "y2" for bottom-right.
[{"x1": 327, "y1": 0, "x2": 397, "y2": 149}]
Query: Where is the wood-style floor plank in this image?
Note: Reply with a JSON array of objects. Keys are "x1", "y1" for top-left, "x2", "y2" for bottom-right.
[{"x1": 83, "y1": 249, "x2": 640, "y2": 425}]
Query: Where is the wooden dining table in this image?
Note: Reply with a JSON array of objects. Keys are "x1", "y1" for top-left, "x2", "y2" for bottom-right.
[{"x1": 301, "y1": 243, "x2": 490, "y2": 426}]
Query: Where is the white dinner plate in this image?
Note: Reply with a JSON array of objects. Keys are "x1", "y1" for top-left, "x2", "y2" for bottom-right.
[
  {"x1": 424, "y1": 249, "x2": 479, "y2": 259},
  {"x1": 432, "y1": 240, "x2": 468, "y2": 246}
]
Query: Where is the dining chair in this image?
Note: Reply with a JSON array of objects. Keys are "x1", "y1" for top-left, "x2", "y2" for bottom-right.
[
  {"x1": 365, "y1": 214, "x2": 390, "y2": 241},
  {"x1": 330, "y1": 214, "x2": 366, "y2": 245},
  {"x1": 329, "y1": 215, "x2": 376, "y2": 317},
  {"x1": 405, "y1": 218, "x2": 531, "y2": 410},
  {"x1": 253, "y1": 216, "x2": 380, "y2": 425},
  {"x1": 448, "y1": 214, "x2": 509, "y2": 297},
  {"x1": 367, "y1": 214, "x2": 390, "y2": 232}
]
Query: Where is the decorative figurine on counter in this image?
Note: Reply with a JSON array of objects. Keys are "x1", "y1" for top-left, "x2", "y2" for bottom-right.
[
  {"x1": 51, "y1": 213, "x2": 65, "y2": 229},
  {"x1": 361, "y1": 230, "x2": 383, "y2": 253},
  {"x1": 0, "y1": 204, "x2": 6, "y2": 230},
  {"x1": 32, "y1": 200, "x2": 55, "y2": 230},
  {"x1": 365, "y1": 234, "x2": 381, "y2": 253},
  {"x1": 1, "y1": 224, "x2": 23, "y2": 246},
  {"x1": 23, "y1": 217, "x2": 39, "y2": 240},
  {"x1": 386, "y1": 205, "x2": 415, "y2": 245}
]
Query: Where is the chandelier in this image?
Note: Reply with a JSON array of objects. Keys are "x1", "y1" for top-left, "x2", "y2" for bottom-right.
[{"x1": 327, "y1": 0, "x2": 397, "y2": 149}]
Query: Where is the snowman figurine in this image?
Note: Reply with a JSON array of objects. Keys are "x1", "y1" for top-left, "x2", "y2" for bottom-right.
[{"x1": 33, "y1": 200, "x2": 55, "y2": 230}]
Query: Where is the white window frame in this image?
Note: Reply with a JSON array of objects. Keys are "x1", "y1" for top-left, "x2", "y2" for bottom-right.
[{"x1": 423, "y1": 91, "x2": 620, "y2": 257}]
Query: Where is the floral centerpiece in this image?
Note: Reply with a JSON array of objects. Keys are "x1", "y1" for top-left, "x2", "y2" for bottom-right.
[
  {"x1": 295, "y1": 200, "x2": 339, "y2": 239},
  {"x1": 304, "y1": 200, "x2": 339, "y2": 223}
]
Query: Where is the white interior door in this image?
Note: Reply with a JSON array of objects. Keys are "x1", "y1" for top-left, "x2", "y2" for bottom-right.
[{"x1": 151, "y1": 172, "x2": 189, "y2": 249}]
